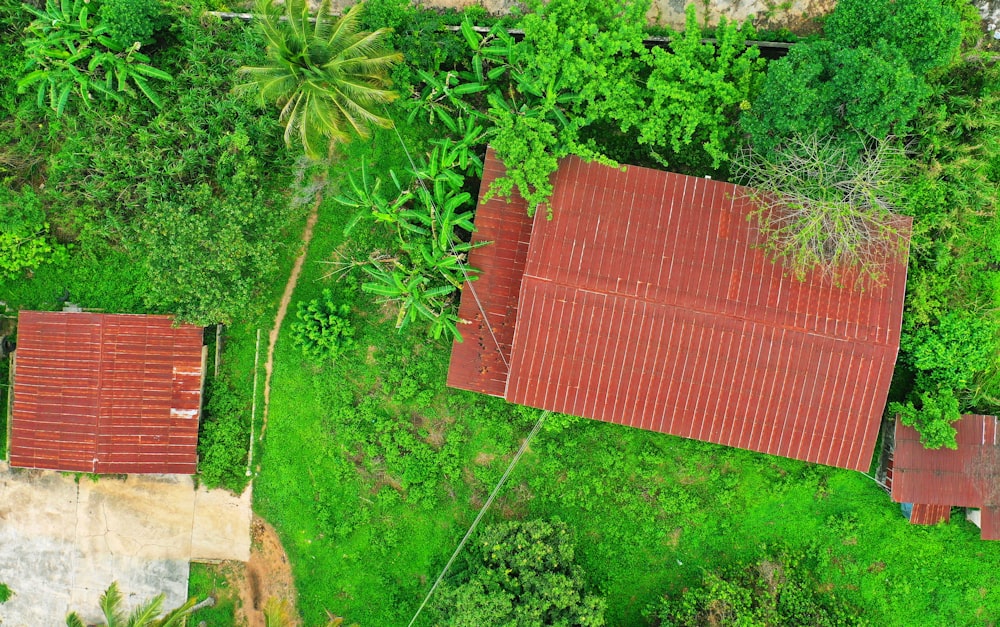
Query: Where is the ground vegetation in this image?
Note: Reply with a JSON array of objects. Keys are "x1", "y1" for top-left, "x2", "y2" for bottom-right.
[{"x1": 2, "y1": 0, "x2": 999, "y2": 625}]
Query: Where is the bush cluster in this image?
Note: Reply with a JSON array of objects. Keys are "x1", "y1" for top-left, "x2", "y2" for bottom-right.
[
  {"x1": 197, "y1": 376, "x2": 251, "y2": 493},
  {"x1": 290, "y1": 290, "x2": 355, "y2": 364}
]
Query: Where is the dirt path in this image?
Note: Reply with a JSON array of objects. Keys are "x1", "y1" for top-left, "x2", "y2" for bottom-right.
[
  {"x1": 232, "y1": 516, "x2": 302, "y2": 627},
  {"x1": 231, "y1": 190, "x2": 322, "y2": 626},
  {"x1": 259, "y1": 195, "x2": 322, "y2": 446}
]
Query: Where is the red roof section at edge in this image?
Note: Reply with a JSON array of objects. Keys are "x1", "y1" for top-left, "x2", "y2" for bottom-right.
[
  {"x1": 10, "y1": 311, "x2": 204, "y2": 474},
  {"x1": 892, "y1": 415, "x2": 1000, "y2": 539},
  {"x1": 448, "y1": 149, "x2": 911, "y2": 471},
  {"x1": 446, "y1": 149, "x2": 533, "y2": 395}
]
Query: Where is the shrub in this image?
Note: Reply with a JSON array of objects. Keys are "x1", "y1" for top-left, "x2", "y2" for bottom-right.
[
  {"x1": 290, "y1": 289, "x2": 355, "y2": 364},
  {"x1": 824, "y1": 0, "x2": 963, "y2": 76},
  {"x1": 0, "y1": 184, "x2": 65, "y2": 278},
  {"x1": 136, "y1": 181, "x2": 284, "y2": 326},
  {"x1": 0, "y1": 582, "x2": 11, "y2": 604},
  {"x1": 435, "y1": 518, "x2": 607, "y2": 626},
  {"x1": 649, "y1": 550, "x2": 862, "y2": 626},
  {"x1": 198, "y1": 377, "x2": 251, "y2": 493},
  {"x1": 891, "y1": 388, "x2": 961, "y2": 450},
  {"x1": 741, "y1": 41, "x2": 927, "y2": 156},
  {"x1": 99, "y1": 0, "x2": 166, "y2": 47},
  {"x1": 901, "y1": 312, "x2": 999, "y2": 392}
]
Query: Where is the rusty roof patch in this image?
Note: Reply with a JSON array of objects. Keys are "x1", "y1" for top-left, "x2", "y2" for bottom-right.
[
  {"x1": 892, "y1": 414, "x2": 1000, "y2": 539},
  {"x1": 10, "y1": 311, "x2": 204, "y2": 474}
]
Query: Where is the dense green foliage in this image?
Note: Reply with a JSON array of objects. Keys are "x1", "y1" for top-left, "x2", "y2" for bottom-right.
[
  {"x1": 198, "y1": 376, "x2": 252, "y2": 493},
  {"x1": 433, "y1": 518, "x2": 606, "y2": 625},
  {"x1": 413, "y1": 0, "x2": 765, "y2": 213},
  {"x1": 19, "y1": 0, "x2": 173, "y2": 113},
  {"x1": 290, "y1": 289, "x2": 355, "y2": 363},
  {"x1": 741, "y1": 0, "x2": 970, "y2": 156},
  {"x1": 0, "y1": 185, "x2": 65, "y2": 278},
  {"x1": 649, "y1": 550, "x2": 861, "y2": 626},
  {"x1": 741, "y1": 40, "x2": 927, "y2": 155},
  {"x1": 237, "y1": 0, "x2": 402, "y2": 159},
  {"x1": 609, "y1": 3, "x2": 764, "y2": 171},
  {"x1": 823, "y1": 0, "x2": 962, "y2": 76},
  {"x1": 99, "y1": 0, "x2": 167, "y2": 47},
  {"x1": 2, "y1": 6, "x2": 299, "y2": 325},
  {"x1": 892, "y1": 58, "x2": 1000, "y2": 446},
  {"x1": 0, "y1": 583, "x2": 11, "y2": 604}
]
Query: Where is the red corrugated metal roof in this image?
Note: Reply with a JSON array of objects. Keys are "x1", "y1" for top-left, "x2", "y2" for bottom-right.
[
  {"x1": 10, "y1": 311, "x2": 204, "y2": 474},
  {"x1": 447, "y1": 148, "x2": 534, "y2": 395},
  {"x1": 892, "y1": 415, "x2": 1000, "y2": 538},
  {"x1": 909, "y1": 503, "x2": 952, "y2": 525},
  {"x1": 983, "y1": 507, "x2": 1000, "y2": 540},
  {"x1": 449, "y1": 150, "x2": 911, "y2": 471}
]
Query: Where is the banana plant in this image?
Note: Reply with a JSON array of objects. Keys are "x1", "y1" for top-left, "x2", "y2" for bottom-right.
[
  {"x1": 18, "y1": 0, "x2": 172, "y2": 115},
  {"x1": 337, "y1": 164, "x2": 413, "y2": 236},
  {"x1": 360, "y1": 260, "x2": 459, "y2": 336}
]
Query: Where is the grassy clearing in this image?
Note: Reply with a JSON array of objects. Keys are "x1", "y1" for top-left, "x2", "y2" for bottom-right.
[{"x1": 188, "y1": 562, "x2": 239, "y2": 626}]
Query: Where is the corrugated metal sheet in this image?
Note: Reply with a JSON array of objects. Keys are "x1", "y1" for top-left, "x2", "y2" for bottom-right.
[
  {"x1": 10, "y1": 311, "x2": 204, "y2": 474},
  {"x1": 448, "y1": 151, "x2": 911, "y2": 471},
  {"x1": 892, "y1": 415, "x2": 1000, "y2": 539},
  {"x1": 982, "y1": 507, "x2": 1000, "y2": 541},
  {"x1": 909, "y1": 503, "x2": 952, "y2": 525},
  {"x1": 448, "y1": 147, "x2": 535, "y2": 396}
]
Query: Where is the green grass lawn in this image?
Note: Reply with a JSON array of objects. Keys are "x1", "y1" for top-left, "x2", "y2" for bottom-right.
[
  {"x1": 188, "y1": 563, "x2": 240, "y2": 626},
  {"x1": 235, "y1": 122, "x2": 1000, "y2": 626}
]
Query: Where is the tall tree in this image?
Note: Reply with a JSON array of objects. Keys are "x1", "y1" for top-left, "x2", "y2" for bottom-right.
[{"x1": 237, "y1": 0, "x2": 403, "y2": 160}]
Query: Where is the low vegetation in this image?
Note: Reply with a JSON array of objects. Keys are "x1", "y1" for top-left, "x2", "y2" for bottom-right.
[{"x1": 2, "y1": 0, "x2": 999, "y2": 624}]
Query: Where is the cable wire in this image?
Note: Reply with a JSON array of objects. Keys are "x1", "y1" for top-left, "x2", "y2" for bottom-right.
[
  {"x1": 384, "y1": 114, "x2": 546, "y2": 625},
  {"x1": 407, "y1": 410, "x2": 548, "y2": 627}
]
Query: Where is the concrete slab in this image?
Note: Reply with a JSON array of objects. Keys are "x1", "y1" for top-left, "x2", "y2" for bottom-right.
[
  {"x1": 0, "y1": 463, "x2": 250, "y2": 627},
  {"x1": 192, "y1": 484, "x2": 253, "y2": 562}
]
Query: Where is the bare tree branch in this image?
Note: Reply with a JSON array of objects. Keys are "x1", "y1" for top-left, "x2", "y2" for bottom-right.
[{"x1": 731, "y1": 133, "x2": 908, "y2": 287}]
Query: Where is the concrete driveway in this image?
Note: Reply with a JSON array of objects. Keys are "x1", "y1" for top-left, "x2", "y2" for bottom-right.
[{"x1": 0, "y1": 463, "x2": 250, "y2": 626}]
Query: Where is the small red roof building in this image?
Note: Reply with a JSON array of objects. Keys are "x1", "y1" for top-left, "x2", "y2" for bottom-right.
[
  {"x1": 9, "y1": 311, "x2": 205, "y2": 474},
  {"x1": 891, "y1": 415, "x2": 999, "y2": 540},
  {"x1": 448, "y1": 148, "x2": 910, "y2": 471}
]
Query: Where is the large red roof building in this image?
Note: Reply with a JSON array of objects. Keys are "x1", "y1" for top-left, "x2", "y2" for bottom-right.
[
  {"x1": 9, "y1": 311, "x2": 205, "y2": 474},
  {"x1": 448, "y1": 149, "x2": 910, "y2": 471},
  {"x1": 891, "y1": 415, "x2": 999, "y2": 539}
]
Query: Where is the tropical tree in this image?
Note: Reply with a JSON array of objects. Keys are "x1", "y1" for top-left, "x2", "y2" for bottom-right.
[
  {"x1": 433, "y1": 518, "x2": 607, "y2": 626},
  {"x1": 237, "y1": 0, "x2": 403, "y2": 160},
  {"x1": 65, "y1": 581, "x2": 209, "y2": 627}
]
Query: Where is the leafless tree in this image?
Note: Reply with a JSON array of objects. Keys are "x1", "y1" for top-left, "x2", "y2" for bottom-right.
[{"x1": 731, "y1": 133, "x2": 910, "y2": 286}]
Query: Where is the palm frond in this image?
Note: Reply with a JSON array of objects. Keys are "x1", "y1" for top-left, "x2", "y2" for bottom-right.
[
  {"x1": 124, "y1": 594, "x2": 164, "y2": 627},
  {"x1": 99, "y1": 582, "x2": 127, "y2": 626},
  {"x1": 154, "y1": 597, "x2": 198, "y2": 627},
  {"x1": 244, "y1": 0, "x2": 400, "y2": 159},
  {"x1": 325, "y1": 2, "x2": 363, "y2": 48}
]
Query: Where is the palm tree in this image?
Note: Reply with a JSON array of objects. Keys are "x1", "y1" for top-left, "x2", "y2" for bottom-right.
[
  {"x1": 65, "y1": 581, "x2": 209, "y2": 627},
  {"x1": 237, "y1": 0, "x2": 403, "y2": 160}
]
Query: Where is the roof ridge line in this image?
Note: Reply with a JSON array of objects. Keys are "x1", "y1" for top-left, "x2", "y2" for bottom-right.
[{"x1": 519, "y1": 273, "x2": 897, "y2": 348}]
